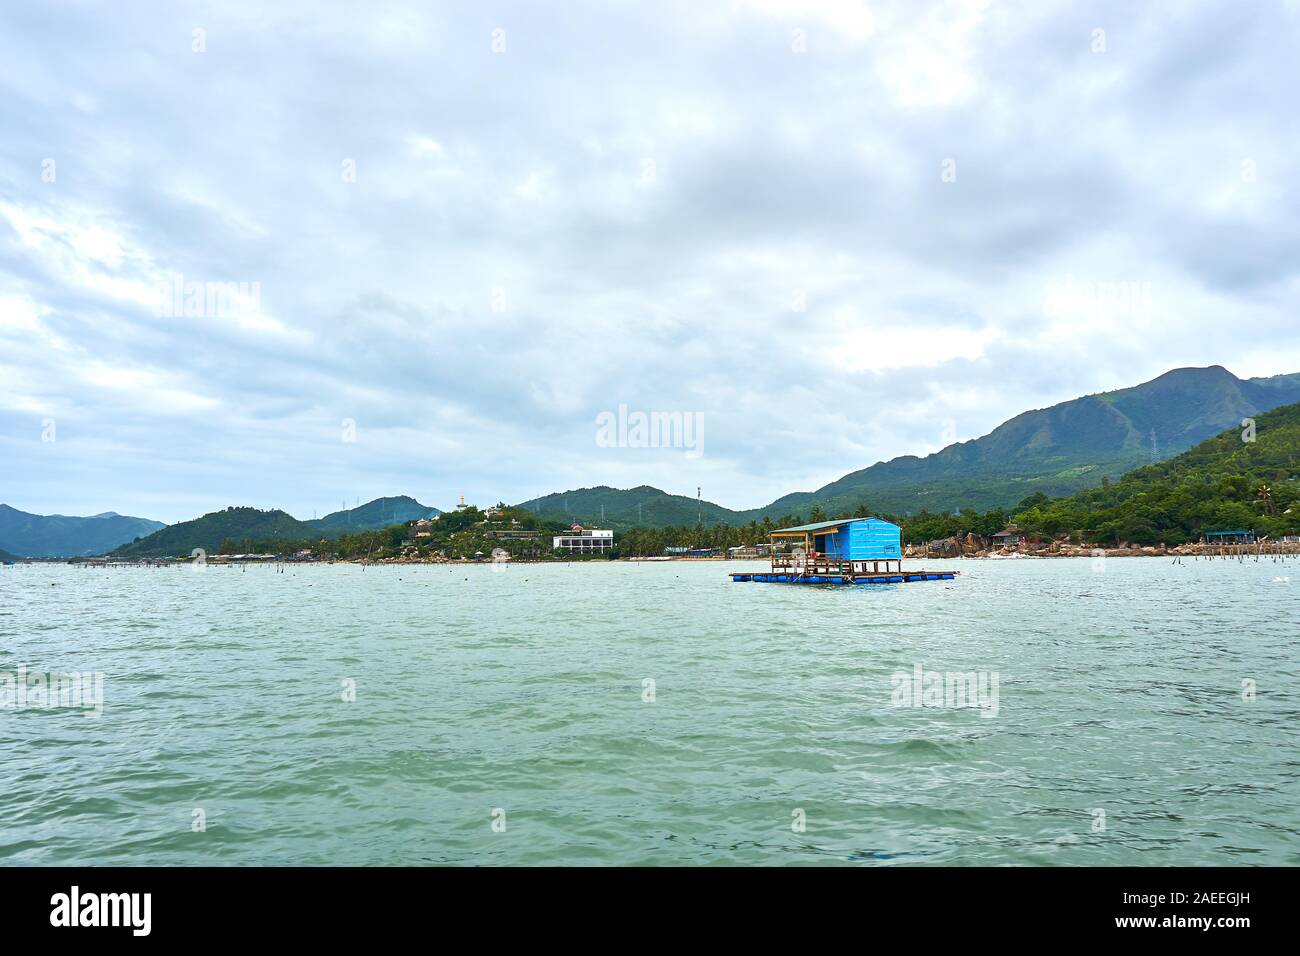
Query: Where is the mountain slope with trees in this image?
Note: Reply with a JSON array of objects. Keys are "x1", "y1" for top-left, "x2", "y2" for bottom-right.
[
  {"x1": 1012, "y1": 400, "x2": 1300, "y2": 545},
  {"x1": 308, "y1": 496, "x2": 441, "y2": 534},
  {"x1": 0, "y1": 505, "x2": 166, "y2": 558},
  {"x1": 111, "y1": 507, "x2": 319, "y2": 558},
  {"x1": 735, "y1": 366, "x2": 1300, "y2": 520},
  {"x1": 521, "y1": 367, "x2": 1300, "y2": 527},
  {"x1": 517, "y1": 485, "x2": 739, "y2": 530}
]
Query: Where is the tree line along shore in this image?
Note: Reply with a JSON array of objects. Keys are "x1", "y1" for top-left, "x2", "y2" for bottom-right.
[{"x1": 65, "y1": 400, "x2": 1300, "y2": 566}]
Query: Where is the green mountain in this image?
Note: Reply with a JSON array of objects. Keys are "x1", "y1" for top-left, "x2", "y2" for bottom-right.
[
  {"x1": 0, "y1": 504, "x2": 166, "y2": 558},
  {"x1": 308, "y1": 496, "x2": 440, "y2": 534},
  {"x1": 107, "y1": 496, "x2": 443, "y2": 558},
  {"x1": 1015, "y1": 400, "x2": 1300, "y2": 545},
  {"x1": 112, "y1": 507, "x2": 318, "y2": 558},
  {"x1": 739, "y1": 366, "x2": 1300, "y2": 520},
  {"x1": 518, "y1": 367, "x2": 1300, "y2": 527},
  {"x1": 0, "y1": 546, "x2": 19, "y2": 562},
  {"x1": 517, "y1": 485, "x2": 739, "y2": 530}
]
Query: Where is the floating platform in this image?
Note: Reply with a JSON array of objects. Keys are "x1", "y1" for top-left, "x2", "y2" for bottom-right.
[
  {"x1": 731, "y1": 570, "x2": 958, "y2": 585},
  {"x1": 734, "y1": 517, "x2": 959, "y2": 586}
]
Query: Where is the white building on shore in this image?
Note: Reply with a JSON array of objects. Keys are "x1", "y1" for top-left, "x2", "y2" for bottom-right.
[{"x1": 552, "y1": 525, "x2": 614, "y2": 553}]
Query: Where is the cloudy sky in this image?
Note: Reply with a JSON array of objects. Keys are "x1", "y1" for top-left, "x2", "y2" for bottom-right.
[{"x1": 2, "y1": 0, "x2": 1298, "y2": 523}]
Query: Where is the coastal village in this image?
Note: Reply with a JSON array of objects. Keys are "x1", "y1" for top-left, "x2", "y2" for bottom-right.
[
  {"x1": 34, "y1": 485, "x2": 1298, "y2": 572},
  {"x1": 339, "y1": 501, "x2": 1300, "y2": 567},
  {"x1": 24, "y1": 390, "x2": 1300, "y2": 569},
  {"x1": 48, "y1": 491, "x2": 1300, "y2": 569}
]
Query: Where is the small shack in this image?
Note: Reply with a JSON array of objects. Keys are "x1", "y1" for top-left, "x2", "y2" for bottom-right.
[
  {"x1": 732, "y1": 516, "x2": 963, "y2": 587},
  {"x1": 1203, "y1": 530, "x2": 1256, "y2": 544},
  {"x1": 768, "y1": 517, "x2": 904, "y2": 573},
  {"x1": 992, "y1": 526, "x2": 1024, "y2": 547},
  {"x1": 732, "y1": 516, "x2": 958, "y2": 584}
]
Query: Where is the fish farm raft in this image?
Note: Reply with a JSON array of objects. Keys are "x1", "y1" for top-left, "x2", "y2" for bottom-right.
[{"x1": 730, "y1": 518, "x2": 959, "y2": 586}]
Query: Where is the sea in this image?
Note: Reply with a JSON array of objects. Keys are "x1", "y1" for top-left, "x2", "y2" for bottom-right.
[{"x1": 1, "y1": 556, "x2": 1297, "y2": 865}]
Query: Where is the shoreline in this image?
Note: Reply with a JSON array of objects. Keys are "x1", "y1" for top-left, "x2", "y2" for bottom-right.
[
  {"x1": 28, "y1": 541, "x2": 1299, "y2": 568},
  {"x1": 908, "y1": 542, "x2": 1300, "y2": 560}
]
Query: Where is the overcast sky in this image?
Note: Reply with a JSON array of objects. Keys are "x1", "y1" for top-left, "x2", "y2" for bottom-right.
[{"x1": 2, "y1": 1, "x2": 1298, "y2": 523}]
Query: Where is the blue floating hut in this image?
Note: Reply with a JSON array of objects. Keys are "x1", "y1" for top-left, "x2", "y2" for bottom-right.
[{"x1": 730, "y1": 517, "x2": 957, "y2": 586}]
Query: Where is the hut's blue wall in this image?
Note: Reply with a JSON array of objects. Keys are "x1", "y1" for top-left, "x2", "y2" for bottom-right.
[
  {"x1": 849, "y1": 519, "x2": 901, "y2": 560},
  {"x1": 813, "y1": 519, "x2": 901, "y2": 560}
]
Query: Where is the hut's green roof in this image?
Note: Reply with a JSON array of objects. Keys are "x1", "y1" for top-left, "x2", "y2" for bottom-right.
[{"x1": 771, "y1": 518, "x2": 876, "y2": 534}]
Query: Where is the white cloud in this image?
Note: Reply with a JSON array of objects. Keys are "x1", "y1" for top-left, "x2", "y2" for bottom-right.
[{"x1": 1, "y1": 0, "x2": 1297, "y2": 522}]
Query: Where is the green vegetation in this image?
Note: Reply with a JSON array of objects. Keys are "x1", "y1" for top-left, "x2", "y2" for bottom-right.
[
  {"x1": 375, "y1": 504, "x2": 572, "y2": 562},
  {"x1": 614, "y1": 400, "x2": 1300, "y2": 552},
  {"x1": 112, "y1": 507, "x2": 319, "y2": 558},
  {"x1": 112, "y1": 502, "x2": 582, "y2": 562},
  {"x1": 522, "y1": 367, "x2": 1300, "y2": 527},
  {"x1": 308, "y1": 496, "x2": 440, "y2": 534},
  {"x1": 614, "y1": 503, "x2": 1018, "y2": 555},
  {"x1": 746, "y1": 366, "x2": 1300, "y2": 520},
  {"x1": 1011, "y1": 401, "x2": 1300, "y2": 545},
  {"x1": 520, "y1": 483, "x2": 1047, "y2": 542},
  {"x1": 114, "y1": 498, "x2": 443, "y2": 559},
  {"x1": 517, "y1": 485, "x2": 737, "y2": 530},
  {"x1": 102, "y1": 391, "x2": 1300, "y2": 561},
  {"x1": 405, "y1": 405, "x2": 1300, "y2": 555},
  {"x1": 0, "y1": 504, "x2": 165, "y2": 558}
]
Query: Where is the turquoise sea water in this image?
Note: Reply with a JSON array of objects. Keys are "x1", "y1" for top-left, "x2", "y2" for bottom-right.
[{"x1": 1, "y1": 557, "x2": 1297, "y2": 866}]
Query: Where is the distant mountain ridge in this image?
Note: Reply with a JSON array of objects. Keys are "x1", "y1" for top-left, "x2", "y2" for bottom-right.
[
  {"x1": 519, "y1": 366, "x2": 1300, "y2": 526},
  {"x1": 19, "y1": 366, "x2": 1300, "y2": 550},
  {"x1": 111, "y1": 496, "x2": 444, "y2": 557},
  {"x1": 517, "y1": 485, "x2": 737, "y2": 530},
  {"x1": 111, "y1": 507, "x2": 317, "y2": 558},
  {"x1": 308, "y1": 496, "x2": 440, "y2": 534},
  {"x1": 741, "y1": 365, "x2": 1300, "y2": 518},
  {"x1": 0, "y1": 504, "x2": 166, "y2": 558},
  {"x1": 1013, "y1": 398, "x2": 1300, "y2": 544}
]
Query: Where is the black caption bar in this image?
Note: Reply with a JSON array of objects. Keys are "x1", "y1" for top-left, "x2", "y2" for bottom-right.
[{"x1": 0, "y1": 866, "x2": 1280, "y2": 942}]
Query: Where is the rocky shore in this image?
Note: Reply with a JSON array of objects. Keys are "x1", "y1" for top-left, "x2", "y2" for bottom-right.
[{"x1": 908, "y1": 533, "x2": 1300, "y2": 560}]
